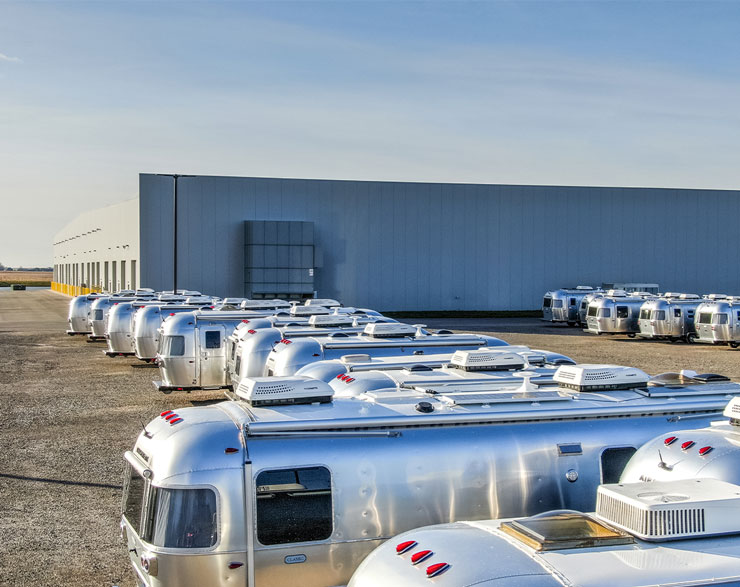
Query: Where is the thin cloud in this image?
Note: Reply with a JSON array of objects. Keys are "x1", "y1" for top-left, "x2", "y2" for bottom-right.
[{"x1": 0, "y1": 52, "x2": 22, "y2": 63}]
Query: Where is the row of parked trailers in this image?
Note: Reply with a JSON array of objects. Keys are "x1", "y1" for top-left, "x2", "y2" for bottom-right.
[
  {"x1": 543, "y1": 286, "x2": 740, "y2": 346},
  {"x1": 64, "y1": 289, "x2": 740, "y2": 587}
]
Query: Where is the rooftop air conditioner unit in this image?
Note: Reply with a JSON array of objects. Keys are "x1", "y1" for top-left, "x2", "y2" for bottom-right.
[
  {"x1": 308, "y1": 314, "x2": 354, "y2": 328},
  {"x1": 554, "y1": 365, "x2": 649, "y2": 392},
  {"x1": 595, "y1": 478, "x2": 740, "y2": 541},
  {"x1": 305, "y1": 298, "x2": 341, "y2": 308},
  {"x1": 291, "y1": 306, "x2": 331, "y2": 317},
  {"x1": 363, "y1": 323, "x2": 417, "y2": 338},
  {"x1": 236, "y1": 376, "x2": 334, "y2": 406},
  {"x1": 448, "y1": 349, "x2": 526, "y2": 372}
]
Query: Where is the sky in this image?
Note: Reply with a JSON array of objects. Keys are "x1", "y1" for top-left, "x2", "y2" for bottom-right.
[{"x1": 2, "y1": 0, "x2": 740, "y2": 266}]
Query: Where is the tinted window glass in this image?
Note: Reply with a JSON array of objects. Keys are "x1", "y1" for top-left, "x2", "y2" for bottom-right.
[
  {"x1": 652, "y1": 310, "x2": 666, "y2": 320},
  {"x1": 714, "y1": 313, "x2": 729, "y2": 325},
  {"x1": 256, "y1": 467, "x2": 332, "y2": 545},
  {"x1": 616, "y1": 306, "x2": 628, "y2": 319},
  {"x1": 698, "y1": 313, "x2": 712, "y2": 324},
  {"x1": 543, "y1": 298, "x2": 552, "y2": 308},
  {"x1": 639, "y1": 309, "x2": 650, "y2": 320},
  {"x1": 599, "y1": 308, "x2": 611, "y2": 318},
  {"x1": 122, "y1": 464, "x2": 146, "y2": 535},
  {"x1": 553, "y1": 300, "x2": 563, "y2": 308},
  {"x1": 569, "y1": 298, "x2": 576, "y2": 305},
  {"x1": 149, "y1": 488, "x2": 218, "y2": 548},
  {"x1": 163, "y1": 335, "x2": 185, "y2": 356},
  {"x1": 674, "y1": 309, "x2": 681, "y2": 318},
  {"x1": 94, "y1": 309, "x2": 104, "y2": 321},
  {"x1": 205, "y1": 331, "x2": 221, "y2": 349},
  {"x1": 587, "y1": 306, "x2": 598, "y2": 317},
  {"x1": 601, "y1": 447, "x2": 637, "y2": 484}
]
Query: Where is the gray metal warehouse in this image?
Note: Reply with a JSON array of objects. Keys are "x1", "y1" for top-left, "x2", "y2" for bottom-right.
[{"x1": 52, "y1": 174, "x2": 740, "y2": 310}]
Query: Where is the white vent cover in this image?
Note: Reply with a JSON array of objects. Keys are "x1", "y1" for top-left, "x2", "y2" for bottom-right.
[
  {"x1": 679, "y1": 293, "x2": 700, "y2": 300},
  {"x1": 291, "y1": 306, "x2": 331, "y2": 316},
  {"x1": 340, "y1": 354, "x2": 372, "y2": 364},
  {"x1": 308, "y1": 314, "x2": 354, "y2": 327},
  {"x1": 363, "y1": 322, "x2": 417, "y2": 338},
  {"x1": 595, "y1": 479, "x2": 740, "y2": 541},
  {"x1": 305, "y1": 298, "x2": 341, "y2": 308},
  {"x1": 705, "y1": 294, "x2": 728, "y2": 300},
  {"x1": 723, "y1": 396, "x2": 740, "y2": 420},
  {"x1": 606, "y1": 289, "x2": 628, "y2": 297},
  {"x1": 242, "y1": 299, "x2": 292, "y2": 310},
  {"x1": 236, "y1": 376, "x2": 334, "y2": 406},
  {"x1": 554, "y1": 365, "x2": 649, "y2": 392},
  {"x1": 449, "y1": 349, "x2": 525, "y2": 372},
  {"x1": 575, "y1": 285, "x2": 595, "y2": 290}
]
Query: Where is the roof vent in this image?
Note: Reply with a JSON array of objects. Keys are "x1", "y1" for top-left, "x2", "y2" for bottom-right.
[
  {"x1": 291, "y1": 306, "x2": 331, "y2": 317},
  {"x1": 305, "y1": 298, "x2": 341, "y2": 308},
  {"x1": 448, "y1": 349, "x2": 526, "y2": 372},
  {"x1": 595, "y1": 479, "x2": 740, "y2": 541},
  {"x1": 241, "y1": 299, "x2": 292, "y2": 310},
  {"x1": 235, "y1": 376, "x2": 334, "y2": 406},
  {"x1": 363, "y1": 323, "x2": 417, "y2": 338},
  {"x1": 308, "y1": 314, "x2": 354, "y2": 328},
  {"x1": 554, "y1": 364, "x2": 649, "y2": 392},
  {"x1": 606, "y1": 289, "x2": 628, "y2": 297},
  {"x1": 340, "y1": 354, "x2": 372, "y2": 364},
  {"x1": 678, "y1": 293, "x2": 701, "y2": 300},
  {"x1": 705, "y1": 294, "x2": 728, "y2": 300},
  {"x1": 575, "y1": 285, "x2": 595, "y2": 290}
]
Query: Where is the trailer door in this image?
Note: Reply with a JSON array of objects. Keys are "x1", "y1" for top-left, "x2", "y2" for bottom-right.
[{"x1": 199, "y1": 326, "x2": 227, "y2": 387}]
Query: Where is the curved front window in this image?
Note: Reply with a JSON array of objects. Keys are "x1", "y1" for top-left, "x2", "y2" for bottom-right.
[
  {"x1": 162, "y1": 335, "x2": 185, "y2": 356},
  {"x1": 652, "y1": 310, "x2": 666, "y2": 320},
  {"x1": 148, "y1": 487, "x2": 218, "y2": 548},
  {"x1": 713, "y1": 313, "x2": 729, "y2": 325}
]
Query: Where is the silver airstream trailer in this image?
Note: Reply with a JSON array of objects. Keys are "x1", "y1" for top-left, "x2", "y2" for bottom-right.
[
  {"x1": 226, "y1": 314, "x2": 397, "y2": 386},
  {"x1": 695, "y1": 295, "x2": 740, "y2": 347},
  {"x1": 134, "y1": 305, "x2": 216, "y2": 362},
  {"x1": 66, "y1": 293, "x2": 108, "y2": 335},
  {"x1": 541, "y1": 286, "x2": 600, "y2": 326},
  {"x1": 122, "y1": 364, "x2": 740, "y2": 587},
  {"x1": 348, "y1": 476, "x2": 740, "y2": 587},
  {"x1": 295, "y1": 345, "x2": 574, "y2": 384},
  {"x1": 637, "y1": 293, "x2": 702, "y2": 343},
  {"x1": 106, "y1": 300, "x2": 170, "y2": 357},
  {"x1": 89, "y1": 295, "x2": 139, "y2": 341},
  {"x1": 584, "y1": 290, "x2": 654, "y2": 337},
  {"x1": 621, "y1": 391, "x2": 740, "y2": 485},
  {"x1": 264, "y1": 323, "x2": 508, "y2": 377}
]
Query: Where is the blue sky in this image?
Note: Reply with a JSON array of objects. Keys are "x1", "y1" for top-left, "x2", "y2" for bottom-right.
[{"x1": 2, "y1": 1, "x2": 740, "y2": 265}]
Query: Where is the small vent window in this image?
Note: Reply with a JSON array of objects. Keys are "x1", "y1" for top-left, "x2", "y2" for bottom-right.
[
  {"x1": 601, "y1": 447, "x2": 637, "y2": 484},
  {"x1": 256, "y1": 466, "x2": 332, "y2": 545},
  {"x1": 205, "y1": 331, "x2": 221, "y2": 349},
  {"x1": 616, "y1": 306, "x2": 628, "y2": 319}
]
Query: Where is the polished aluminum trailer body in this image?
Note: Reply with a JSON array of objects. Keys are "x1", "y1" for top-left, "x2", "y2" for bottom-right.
[
  {"x1": 542, "y1": 286, "x2": 600, "y2": 325},
  {"x1": 122, "y1": 369, "x2": 740, "y2": 587},
  {"x1": 66, "y1": 293, "x2": 108, "y2": 335},
  {"x1": 134, "y1": 305, "x2": 214, "y2": 362},
  {"x1": 264, "y1": 328, "x2": 507, "y2": 376},
  {"x1": 90, "y1": 296, "x2": 138, "y2": 340},
  {"x1": 349, "y1": 482, "x2": 740, "y2": 587},
  {"x1": 106, "y1": 301, "x2": 167, "y2": 356},
  {"x1": 578, "y1": 291, "x2": 603, "y2": 325},
  {"x1": 226, "y1": 316, "x2": 397, "y2": 385},
  {"x1": 637, "y1": 294, "x2": 701, "y2": 342},
  {"x1": 585, "y1": 291, "x2": 653, "y2": 336},
  {"x1": 694, "y1": 296, "x2": 740, "y2": 347}
]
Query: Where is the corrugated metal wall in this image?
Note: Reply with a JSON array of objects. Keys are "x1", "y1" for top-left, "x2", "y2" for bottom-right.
[{"x1": 138, "y1": 174, "x2": 740, "y2": 310}]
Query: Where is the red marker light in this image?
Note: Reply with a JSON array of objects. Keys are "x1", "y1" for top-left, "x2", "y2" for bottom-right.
[
  {"x1": 160, "y1": 410, "x2": 173, "y2": 417},
  {"x1": 411, "y1": 550, "x2": 433, "y2": 565},
  {"x1": 164, "y1": 413, "x2": 177, "y2": 421},
  {"x1": 681, "y1": 440, "x2": 695, "y2": 451},
  {"x1": 396, "y1": 540, "x2": 417, "y2": 554},
  {"x1": 699, "y1": 446, "x2": 714, "y2": 456},
  {"x1": 228, "y1": 562, "x2": 244, "y2": 569},
  {"x1": 169, "y1": 313, "x2": 175, "y2": 316},
  {"x1": 426, "y1": 562, "x2": 450, "y2": 578},
  {"x1": 169, "y1": 417, "x2": 182, "y2": 425},
  {"x1": 248, "y1": 329, "x2": 256, "y2": 334},
  {"x1": 664, "y1": 436, "x2": 677, "y2": 446},
  {"x1": 242, "y1": 320, "x2": 249, "y2": 323},
  {"x1": 224, "y1": 447, "x2": 239, "y2": 454}
]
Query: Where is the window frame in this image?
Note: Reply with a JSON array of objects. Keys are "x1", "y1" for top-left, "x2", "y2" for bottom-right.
[
  {"x1": 204, "y1": 330, "x2": 221, "y2": 350},
  {"x1": 253, "y1": 465, "x2": 333, "y2": 547}
]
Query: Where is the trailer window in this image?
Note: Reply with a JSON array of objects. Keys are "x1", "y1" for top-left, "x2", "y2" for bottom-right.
[
  {"x1": 148, "y1": 487, "x2": 218, "y2": 549},
  {"x1": 714, "y1": 313, "x2": 729, "y2": 325},
  {"x1": 122, "y1": 464, "x2": 147, "y2": 535},
  {"x1": 639, "y1": 309, "x2": 650, "y2": 320},
  {"x1": 600, "y1": 447, "x2": 637, "y2": 484},
  {"x1": 93, "y1": 309, "x2": 104, "y2": 321},
  {"x1": 674, "y1": 309, "x2": 682, "y2": 318},
  {"x1": 204, "y1": 331, "x2": 221, "y2": 349},
  {"x1": 552, "y1": 300, "x2": 563, "y2": 308},
  {"x1": 580, "y1": 301, "x2": 587, "y2": 310},
  {"x1": 543, "y1": 298, "x2": 552, "y2": 308},
  {"x1": 652, "y1": 310, "x2": 666, "y2": 321},
  {"x1": 698, "y1": 313, "x2": 712, "y2": 324},
  {"x1": 569, "y1": 298, "x2": 576, "y2": 306},
  {"x1": 162, "y1": 335, "x2": 185, "y2": 356},
  {"x1": 234, "y1": 353, "x2": 242, "y2": 377},
  {"x1": 598, "y1": 308, "x2": 611, "y2": 318},
  {"x1": 256, "y1": 466, "x2": 332, "y2": 545},
  {"x1": 587, "y1": 306, "x2": 598, "y2": 317},
  {"x1": 616, "y1": 306, "x2": 628, "y2": 319}
]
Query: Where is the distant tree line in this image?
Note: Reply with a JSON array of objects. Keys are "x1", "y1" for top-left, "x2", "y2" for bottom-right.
[{"x1": 0, "y1": 264, "x2": 53, "y2": 271}]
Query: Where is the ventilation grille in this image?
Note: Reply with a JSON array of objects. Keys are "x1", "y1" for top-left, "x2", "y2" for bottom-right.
[
  {"x1": 597, "y1": 492, "x2": 705, "y2": 537},
  {"x1": 556, "y1": 370, "x2": 576, "y2": 381},
  {"x1": 253, "y1": 382, "x2": 294, "y2": 396},
  {"x1": 584, "y1": 370, "x2": 617, "y2": 381}
]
